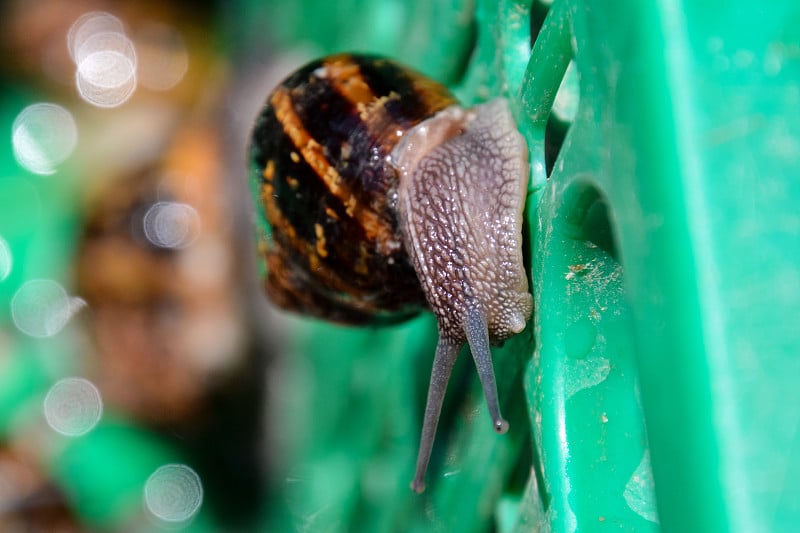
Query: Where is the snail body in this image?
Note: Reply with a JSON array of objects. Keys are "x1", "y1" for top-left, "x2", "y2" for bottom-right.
[{"x1": 249, "y1": 54, "x2": 532, "y2": 492}]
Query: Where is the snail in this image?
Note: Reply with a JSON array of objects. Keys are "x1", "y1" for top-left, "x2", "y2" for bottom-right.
[{"x1": 249, "y1": 53, "x2": 532, "y2": 493}]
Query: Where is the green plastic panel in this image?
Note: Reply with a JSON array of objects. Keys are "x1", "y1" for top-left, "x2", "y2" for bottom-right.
[{"x1": 242, "y1": 0, "x2": 800, "y2": 531}]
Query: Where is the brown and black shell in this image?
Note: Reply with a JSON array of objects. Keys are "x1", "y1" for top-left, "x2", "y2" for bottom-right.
[{"x1": 249, "y1": 53, "x2": 458, "y2": 324}]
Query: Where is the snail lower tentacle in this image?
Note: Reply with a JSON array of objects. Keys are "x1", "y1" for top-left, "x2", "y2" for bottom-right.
[
  {"x1": 411, "y1": 338, "x2": 460, "y2": 494},
  {"x1": 410, "y1": 305, "x2": 509, "y2": 494}
]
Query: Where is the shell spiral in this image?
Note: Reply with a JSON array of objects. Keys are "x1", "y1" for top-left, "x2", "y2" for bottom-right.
[{"x1": 249, "y1": 54, "x2": 457, "y2": 324}]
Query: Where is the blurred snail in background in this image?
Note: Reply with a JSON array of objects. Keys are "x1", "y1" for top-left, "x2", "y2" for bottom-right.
[{"x1": 249, "y1": 53, "x2": 532, "y2": 492}]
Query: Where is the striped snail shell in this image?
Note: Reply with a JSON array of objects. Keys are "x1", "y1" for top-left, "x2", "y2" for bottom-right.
[{"x1": 249, "y1": 53, "x2": 532, "y2": 493}]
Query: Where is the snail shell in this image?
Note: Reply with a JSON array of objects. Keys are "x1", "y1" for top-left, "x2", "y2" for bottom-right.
[
  {"x1": 249, "y1": 53, "x2": 532, "y2": 492},
  {"x1": 250, "y1": 54, "x2": 456, "y2": 324}
]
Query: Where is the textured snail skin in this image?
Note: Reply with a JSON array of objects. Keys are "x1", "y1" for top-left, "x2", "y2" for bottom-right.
[
  {"x1": 249, "y1": 54, "x2": 531, "y2": 494},
  {"x1": 391, "y1": 98, "x2": 532, "y2": 492}
]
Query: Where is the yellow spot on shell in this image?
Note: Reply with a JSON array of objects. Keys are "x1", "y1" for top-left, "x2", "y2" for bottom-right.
[
  {"x1": 263, "y1": 160, "x2": 275, "y2": 181},
  {"x1": 322, "y1": 56, "x2": 376, "y2": 107},
  {"x1": 290, "y1": 151, "x2": 300, "y2": 163},
  {"x1": 315, "y1": 223, "x2": 328, "y2": 258},
  {"x1": 261, "y1": 182, "x2": 274, "y2": 204},
  {"x1": 286, "y1": 176, "x2": 299, "y2": 189},
  {"x1": 345, "y1": 195, "x2": 357, "y2": 217},
  {"x1": 308, "y1": 253, "x2": 320, "y2": 271},
  {"x1": 354, "y1": 241, "x2": 369, "y2": 275}
]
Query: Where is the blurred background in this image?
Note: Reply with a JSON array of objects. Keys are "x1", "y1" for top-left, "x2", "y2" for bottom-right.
[
  {"x1": 0, "y1": 0, "x2": 315, "y2": 530},
  {"x1": 0, "y1": 0, "x2": 491, "y2": 530}
]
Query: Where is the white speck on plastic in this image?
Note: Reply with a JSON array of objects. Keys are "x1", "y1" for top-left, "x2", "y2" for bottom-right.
[
  {"x1": 144, "y1": 464, "x2": 203, "y2": 524},
  {"x1": 0, "y1": 236, "x2": 12, "y2": 281},
  {"x1": 623, "y1": 450, "x2": 659, "y2": 524},
  {"x1": 142, "y1": 202, "x2": 200, "y2": 249},
  {"x1": 565, "y1": 354, "x2": 611, "y2": 399},
  {"x1": 552, "y1": 61, "x2": 579, "y2": 122},
  {"x1": 11, "y1": 103, "x2": 78, "y2": 175},
  {"x1": 43, "y1": 377, "x2": 103, "y2": 436},
  {"x1": 10, "y1": 279, "x2": 71, "y2": 338}
]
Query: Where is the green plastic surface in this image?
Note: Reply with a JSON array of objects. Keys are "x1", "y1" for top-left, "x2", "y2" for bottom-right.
[{"x1": 243, "y1": 0, "x2": 800, "y2": 531}]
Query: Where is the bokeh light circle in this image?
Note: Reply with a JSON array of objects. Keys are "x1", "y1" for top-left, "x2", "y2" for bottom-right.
[
  {"x1": 142, "y1": 202, "x2": 200, "y2": 249},
  {"x1": 43, "y1": 377, "x2": 103, "y2": 437},
  {"x1": 10, "y1": 279, "x2": 71, "y2": 338},
  {"x1": 69, "y1": 12, "x2": 138, "y2": 108},
  {"x1": 67, "y1": 11, "x2": 125, "y2": 62},
  {"x1": 76, "y1": 49, "x2": 137, "y2": 108},
  {"x1": 144, "y1": 464, "x2": 204, "y2": 524},
  {"x1": 11, "y1": 103, "x2": 78, "y2": 175}
]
